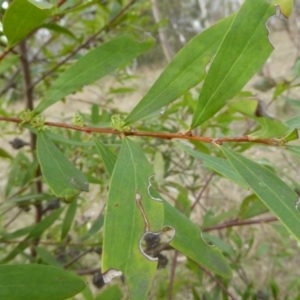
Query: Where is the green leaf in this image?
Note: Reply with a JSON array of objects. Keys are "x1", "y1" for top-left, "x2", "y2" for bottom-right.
[
  {"x1": 37, "y1": 131, "x2": 89, "y2": 200},
  {"x1": 81, "y1": 215, "x2": 104, "y2": 241},
  {"x1": 229, "y1": 99, "x2": 288, "y2": 139},
  {"x1": 3, "y1": 193, "x2": 52, "y2": 208},
  {"x1": 0, "y1": 225, "x2": 34, "y2": 241},
  {"x1": 61, "y1": 199, "x2": 77, "y2": 240},
  {"x1": 95, "y1": 285, "x2": 123, "y2": 300},
  {"x1": 285, "y1": 115, "x2": 300, "y2": 129},
  {"x1": 93, "y1": 138, "x2": 117, "y2": 177},
  {"x1": 175, "y1": 142, "x2": 247, "y2": 188},
  {"x1": 239, "y1": 194, "x2": 269, "y2": 220},
  {"x1": 0, "y1": 147, "x2": 13, "y2": 159},
  {"x1": 81, "y1": 286, "x2": 94, "y2": 300},
  {"x1": 191, "y1": 0, "x2": 275, "y2": 128},
  {"x1": 5, "y1": 152, "x2": 30, "y2": 196},
  {"x1": 220, "y1": 146, "x2": 300, "y2": 242},
  {"x1": 163, "y1": 200, "x2": 232, "y2": 279},
  {"x1": 35, "y1": 246, "x2": 63, "y2": 268},
  {"x1": 3, "y1": 0, "x2": 53, "y2": 47},
  {"x1": 281, "y1": 129, "x2": 299, "y2": 142},
  {"x1": 102, "y1": 138, "x2": 164, "y2": 300},
  {"x1": 0, "y1": 264, "x2": 85, "y2": 300},
  {"x1": 27, "y1": 207, "x2": 64, "y2": 240},
  {"x1": 34, "y1": 35, "x2": 155, "y2": 114},
  {"x1": 124, "y1": 14, "x2": 235, "y2": 125}
]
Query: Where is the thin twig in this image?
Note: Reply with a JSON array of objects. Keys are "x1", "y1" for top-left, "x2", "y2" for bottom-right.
[
  {"x1": 0, "y1": 70, "x2": 19, "y2": 98},
  {"x1": 198, "y1": 264, "x2": 237, "y2": 300},
  {"x1": 191, "y1": 173, "x2": 214, "y2": 210},
  {"x1": 3, "y1": 209, "x2": 23, "y2": 228},
  {"x1": 0, "y1": 117, "x2": 279, "y2": 146},
  {"x1": 167, "y1": 250, "x2": 178, "y2": 300},
  {"x1": 64, "y1": 248, "x2": 94, "y2": 268},
  {"x1": 76, "y1": 267, "x2": 100, "y2": 275},
  {"x1": 202, "y1": 216, "x2": 278, "y2": 232}
]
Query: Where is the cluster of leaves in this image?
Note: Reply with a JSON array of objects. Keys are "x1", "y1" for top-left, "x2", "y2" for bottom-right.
[{"x1": 1, "y1": 0, "x2": 300, "y2": 299}]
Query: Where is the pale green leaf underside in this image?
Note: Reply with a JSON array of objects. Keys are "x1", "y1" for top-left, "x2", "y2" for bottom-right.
[
  {"x1": 221, "y1": 146, "x2": 300, "y2": 242},
  {"x1": 3, "y1": 0, "x2": 53, "y2": 47},
  {"x1": 34, "y1": 35, "x2": 155, "y2": 114},
  {"x1": 191, "y1": 0, "x2": 275, "y2": 128},
  {"x1": 124, "y1": 13, "x2": 235, "y2": 125},
  {"x1": 0, "y1": 264, "x2": 85, "y2": 300},
  {"x1": 37, "y1": 131, "x2": 89, "y2": 199},
  {"x1": 102, "y1": 138, "x2": 164, "y2": 300}
]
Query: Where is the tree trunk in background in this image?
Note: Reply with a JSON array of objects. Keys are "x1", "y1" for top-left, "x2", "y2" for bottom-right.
[{"x1": 150, "y1": 0, "x2": 174, "y2": 63}]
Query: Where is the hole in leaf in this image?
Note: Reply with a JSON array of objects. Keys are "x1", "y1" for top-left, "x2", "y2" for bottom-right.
[
  {"x1": 139, "y1": 226, "x2": 175, "y2": 263},
  {"x1": 147, "y1": 175, "x2": 162, "y2": 202},
  {"x1": 102, "y1": 268, "x2": 123, "y2": 284},
  {"x1": 200, "y1": 230, "x2": 216, "y2": 247}
]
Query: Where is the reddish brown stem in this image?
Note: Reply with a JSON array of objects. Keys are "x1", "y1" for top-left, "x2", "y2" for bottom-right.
[
  {"x1": 0, "y1": 116, "x2": 278, "y2": 146},
  {"x1": 202, "y1": 217, "x2": 278, "y2": 232}
]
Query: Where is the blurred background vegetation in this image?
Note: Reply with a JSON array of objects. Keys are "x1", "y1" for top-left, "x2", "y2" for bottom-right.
[{"x1": 1, "y1": 0, "x2": 300, "y2": 299}]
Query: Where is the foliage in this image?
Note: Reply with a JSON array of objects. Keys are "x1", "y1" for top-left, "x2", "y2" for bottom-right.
[{"x1": 0, "y1": 0, "x2": 300, "y2": 299}]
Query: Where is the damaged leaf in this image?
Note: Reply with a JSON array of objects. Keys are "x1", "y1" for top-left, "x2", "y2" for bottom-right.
[{"x1": 102, "y1": 138, "x2": 164, "y2": 300}]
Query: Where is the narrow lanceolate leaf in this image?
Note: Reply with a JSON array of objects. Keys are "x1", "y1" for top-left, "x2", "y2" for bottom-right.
[
  {"x1": 93, "y1": 138, "x2": 117, "y2": 177},
  {"x1": 34, "y1": 35, "x2": 154, "y2": 114},
  {"x1": 0, "y1": 264, "x2": 85, "y2": 300},
  {"x1": 37, "y1": 131, "x2": 89, "y2": 201},
  {"x1": 61, "y1": 199, "x2": 77, "y2": 240},
  {"x1": 35, "y1": 246, "x2": 63, "y2": 268},
  {"x1": 102, "y1": 138, "x2": 164, "y2": 300},
  {"x1": 3, "y1": 0, "x2": 53, "y2": 47},
  {"x1": 191, "y1": 0, "x2": 275, "y2": 128},
  {"x1": 175, "y1": 142, "x2": 247, "y2": 188},
  {"x1": 221, "y1": 146, "x2": 300, "y2": 242},
  {"x1": 163, "y1": 199, "x2": 232, "y2": 279},
  {"x1": 124, "y1": 14, "x2": 235, "y2": 125}
]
